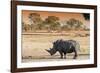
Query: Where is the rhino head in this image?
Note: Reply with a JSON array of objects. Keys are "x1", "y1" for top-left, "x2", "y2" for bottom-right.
[{"x1": 45, "y1": 48, "x2": 56, "y2": 56}]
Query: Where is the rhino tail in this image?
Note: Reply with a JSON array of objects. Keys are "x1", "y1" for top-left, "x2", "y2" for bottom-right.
[{"x1": 76, "y1": 42, "x2": 81, "y2": 52}]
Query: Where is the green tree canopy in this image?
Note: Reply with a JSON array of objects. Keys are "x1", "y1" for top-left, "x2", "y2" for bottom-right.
[
  {"x1": 28, "y1": 13, "x2": 43, "y2": 30},
  {"x1": 65, "y1": 18, "x2": 83, "y2": 30},
  {"x1": 44, "y1": 16, "x2": 60, "y2": 31}
]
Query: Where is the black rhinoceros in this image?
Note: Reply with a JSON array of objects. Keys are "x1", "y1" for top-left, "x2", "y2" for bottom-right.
[{"x1": 46, "y1": 39, "x2": 80, "y2": 59}]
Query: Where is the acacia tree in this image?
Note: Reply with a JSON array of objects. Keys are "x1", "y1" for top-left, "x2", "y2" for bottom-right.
[
  {"x1": 28, "y1": 13, "x2": 43, "y2": 31},
  {"x1": 44, "y1": 16, "x2": 60, "y2": 32},
  {"x1": 63, "y1": 18, "x2": 83, "y2": 30},
  {"x1": 22, "y1": 22, "x2": 30, "y2": 32}
]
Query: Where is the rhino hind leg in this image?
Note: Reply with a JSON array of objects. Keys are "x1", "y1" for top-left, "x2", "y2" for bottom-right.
[
  {"x1": 64, "y1": 53, "x2": 67, "y2": 59},
  {"x1": 73, "y1": 50, "x2": 77, "y2": 59}
]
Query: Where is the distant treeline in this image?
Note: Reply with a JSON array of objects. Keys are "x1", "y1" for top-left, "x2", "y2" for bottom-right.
[{"x1": 22, "y1": 13, "x2": 90, "y2": 32}]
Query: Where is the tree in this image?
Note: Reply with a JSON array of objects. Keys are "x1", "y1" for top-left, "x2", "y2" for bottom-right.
[
  {"x1": 67, "y1": 18, "x2": 77, "y2": 29},
  {"x1": 65, "y1": 18, "x2": 83, "y2": 30},
  {"x1": 44, "y1": 16, "x2": 60, "y2": 31},
  {"x1": 75, "y1": 20, "x2": 83, "y2": 30},
  {"x1": 22, "y1": 22, "x2": 30, "y2": 31},
  {"x1": 28, "y1": 13, "x2": 43, "y2": 30},
  {"x1": 45, "y1": 16, "x2": 59, "y2": 23},
  {"x1": 37, "y1": 23, "x2": 44, "y2": 30}
]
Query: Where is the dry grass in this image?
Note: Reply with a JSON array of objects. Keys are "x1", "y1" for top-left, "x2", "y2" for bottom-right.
[{"x1": 22, "y1": 31, "x2": 90, "y2": 61}]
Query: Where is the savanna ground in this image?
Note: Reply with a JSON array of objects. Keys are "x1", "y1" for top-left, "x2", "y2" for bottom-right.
[{"x1": 22, "y1": 31, "x2": 90, "y2": 62}]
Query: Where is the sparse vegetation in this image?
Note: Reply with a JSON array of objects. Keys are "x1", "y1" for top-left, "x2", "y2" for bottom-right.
[
  {"x1": 22, "y1": 13, "x2": 89, "y2": 32},
  {"x1": 22, "y1": 31, "x2": 90, "y2": 61}
]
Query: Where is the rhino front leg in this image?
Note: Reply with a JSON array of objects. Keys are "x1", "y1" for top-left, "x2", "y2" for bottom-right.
[{"x1": 59, "y1": 51, "x2": 63, "y2": 59}]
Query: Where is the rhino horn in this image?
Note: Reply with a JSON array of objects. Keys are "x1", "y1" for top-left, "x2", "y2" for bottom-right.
[{"x1": 45, "y1": 49, "x2": 50, "y2": 52}]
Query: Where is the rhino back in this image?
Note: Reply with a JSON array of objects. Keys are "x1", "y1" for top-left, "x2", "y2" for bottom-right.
[{"x1": 53, "y1": 40, "x2": 71, "y2": 52}]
